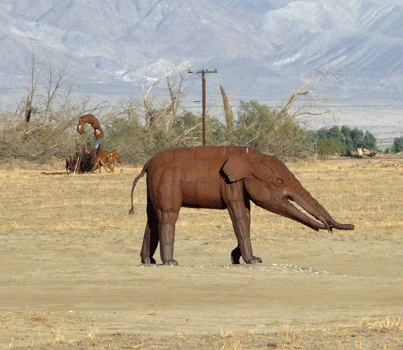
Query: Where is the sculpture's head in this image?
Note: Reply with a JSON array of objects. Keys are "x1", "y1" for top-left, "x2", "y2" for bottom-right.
[{"x1": 222, "y1": 153, "x2": 354, "y2": 232}]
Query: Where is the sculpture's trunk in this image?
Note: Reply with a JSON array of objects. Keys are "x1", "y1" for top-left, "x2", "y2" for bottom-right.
[{"x1": 290, "y1": 179, "x2": 354, "y2": 231}]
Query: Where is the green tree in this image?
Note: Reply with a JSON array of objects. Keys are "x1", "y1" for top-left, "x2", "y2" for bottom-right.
[
  {"x1": 317, "y1": 137, "x2": 344, "y2": 160},
  {"x1": 362, "y1": 131, "x2": 377, "y2": 150},
  {"x1": 341, "y1": 126, "x2": 355, "y2": 154},
  {"x1": 391, "y1": 137, "x2": 403, "y2": 153},
  {"x1": 313, "y1": 126, "x2": 377, "y2": 156},
  {"x1": 172, "y1": 111, "x2": 201, "y2": 134},
  {"x1": 103, "y1": 116, "x2": 155, "y2": 164},
  {"x1": 232, "y1": 101, "x2": 276, "y2": 151},
  {"x1": 231, "y1": 101, "x2": 313, "y2": 160},
  {"x1": 350, "y1": 128, "x2": 364, "y2": 149},
  {"x1": 328, "y1": 126, "x2": 344, "y2": 141},
  {"x1": 170, "y1": 111, "x2": 228, "y2": 147}
]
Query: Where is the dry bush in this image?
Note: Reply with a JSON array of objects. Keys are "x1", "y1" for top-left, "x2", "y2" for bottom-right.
[
  {"x1": 0, "y1": 110, "x2": 78, "y2": 162},
  {"x1": 280, "y1": 324, "x2": 301, "y2": 348},
  {"x1": 361, "y1": 316, "x2": 403, "y2": 333}
]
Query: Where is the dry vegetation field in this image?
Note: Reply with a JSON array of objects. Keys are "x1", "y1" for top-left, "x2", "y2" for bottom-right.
[{"x1": 0, "y1": 158, "x2": 402, "y2": 349}]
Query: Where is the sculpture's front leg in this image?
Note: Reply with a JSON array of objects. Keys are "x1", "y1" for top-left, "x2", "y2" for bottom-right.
[{"x1": 227, "y1": 205, "x2": 261, "y2": 264}]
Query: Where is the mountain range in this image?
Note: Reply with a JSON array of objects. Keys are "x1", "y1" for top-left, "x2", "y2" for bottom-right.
[{"x1": 1, "y1": 0, "x2": 403, "y2": 145}]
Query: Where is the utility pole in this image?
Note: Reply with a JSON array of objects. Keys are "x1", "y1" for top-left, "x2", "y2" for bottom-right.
[{"x1": 188, "y1": 69, "x2": 217, "y2": 146}]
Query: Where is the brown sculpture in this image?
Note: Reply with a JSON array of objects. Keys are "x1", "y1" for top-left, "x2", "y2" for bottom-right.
[
  {"x1": 70, "y1": 114, "x2": 123, "y2": 173},
  {"x1": 129, "y1": 146, "x2": 354, "y2": 265}
]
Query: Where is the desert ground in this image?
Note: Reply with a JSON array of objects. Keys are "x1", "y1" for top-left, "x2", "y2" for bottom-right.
[{"x1": 0, "y1": 157, "x2": 402, "y2": 349}]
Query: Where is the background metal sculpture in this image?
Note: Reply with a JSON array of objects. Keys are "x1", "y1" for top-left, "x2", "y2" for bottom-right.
[
  {"x1": 66, "y1": 114, "x2": 123, "y2": 174},
  {"x1": 129, "y1": 146, "x2": 354, "y2": 265}
]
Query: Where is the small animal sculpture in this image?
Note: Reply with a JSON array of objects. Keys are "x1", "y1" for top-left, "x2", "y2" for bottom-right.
[
  {"x1": 129, "y1": 146, "x2": 354, "y2": 265},
  {"x1": 66, "y1": 146, "x2": 124, "y2": 174},
  {"x1": 94, "y1": 148, "x2": 124, "y2": 173}
]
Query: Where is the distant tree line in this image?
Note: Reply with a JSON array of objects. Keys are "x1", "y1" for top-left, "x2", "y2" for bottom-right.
[
  {"x1": 4, "y1": 94, "x2": 403, "y2": 165},
  {"x1": 312, "y1": 125, "x2": 378, "y2": 159}
]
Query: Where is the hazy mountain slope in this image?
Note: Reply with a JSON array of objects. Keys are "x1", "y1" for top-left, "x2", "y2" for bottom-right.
[{"x1": 1, "y1": 0, "x2": 401, "y2": 92}]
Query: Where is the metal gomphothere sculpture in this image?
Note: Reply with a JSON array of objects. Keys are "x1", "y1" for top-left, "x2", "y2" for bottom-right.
[{"x1": 129, "y1": 146, "x2": 354, "y2": 265}]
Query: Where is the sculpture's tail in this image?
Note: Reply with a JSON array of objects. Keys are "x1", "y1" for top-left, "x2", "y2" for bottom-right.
[{"x1": 128, "y1": 160, "x2": 150, "y2": 215}]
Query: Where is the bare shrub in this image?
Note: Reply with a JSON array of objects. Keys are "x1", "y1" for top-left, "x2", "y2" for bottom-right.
[{"x1": 0, "y1": 109, "x2": 78, "y2": 163}]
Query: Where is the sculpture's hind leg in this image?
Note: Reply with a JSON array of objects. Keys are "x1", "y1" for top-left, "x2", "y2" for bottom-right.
[
  {"x1": 114, "y1": 151, "x2": 124, "y2": 173},
  {"x1": 104, "y1": 150, "x2": 124, "y2": 173},
  {"x1": 157, "y1": 210, "x2": 180, "y2": 265},
  {"x1": 108, "y1": 155, "x2": 115, "y2": 172},
  {"x1": 140, "y1": 222, "x2": 159, "y2": 264},
  {"x1": 140, "y1": 202, "x2": 159, "y2": 264}
]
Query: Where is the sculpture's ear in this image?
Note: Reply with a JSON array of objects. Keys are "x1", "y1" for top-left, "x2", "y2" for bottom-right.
[
  {"x1": 251, "y1": 161, "x2": 275, "y2": 182},
  {"x1": 222, "y1": 154, "x2": 251, "y2": 182}
]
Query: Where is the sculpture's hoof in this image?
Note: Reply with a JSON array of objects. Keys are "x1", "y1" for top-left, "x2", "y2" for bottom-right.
[
  {"x1": 163, "y1": 259, "x2": 178, "y2": 266},
  {"x1": 246, "y1": 257, "x2": 262, "y2": 264},
  {"x1": 141, "y1": 257, "x2": 156, "y2": 264}
]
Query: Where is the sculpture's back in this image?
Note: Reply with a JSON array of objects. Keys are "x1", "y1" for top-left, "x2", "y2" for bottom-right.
[{"x1": 145, "y1": 146, "x2": 261, "y2": 209}]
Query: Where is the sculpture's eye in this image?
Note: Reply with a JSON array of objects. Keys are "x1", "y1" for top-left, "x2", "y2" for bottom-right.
[{"x1": 277, "y1": 178, "x2": 284, "y2": 185}]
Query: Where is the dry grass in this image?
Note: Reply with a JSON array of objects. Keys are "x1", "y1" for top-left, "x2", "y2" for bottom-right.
[
  {"x1": 0, "y1": 165, "x2": 137, "y2": 235},
  {"x1": 1, "y1": 158, "x2": 402, "y2": 242},
  {"x1": 51, "y1": 318, "x2": 402, "y2": 350},
  {"x1": 177, "y1": 159, "x2": 403, "y2": 246}
]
